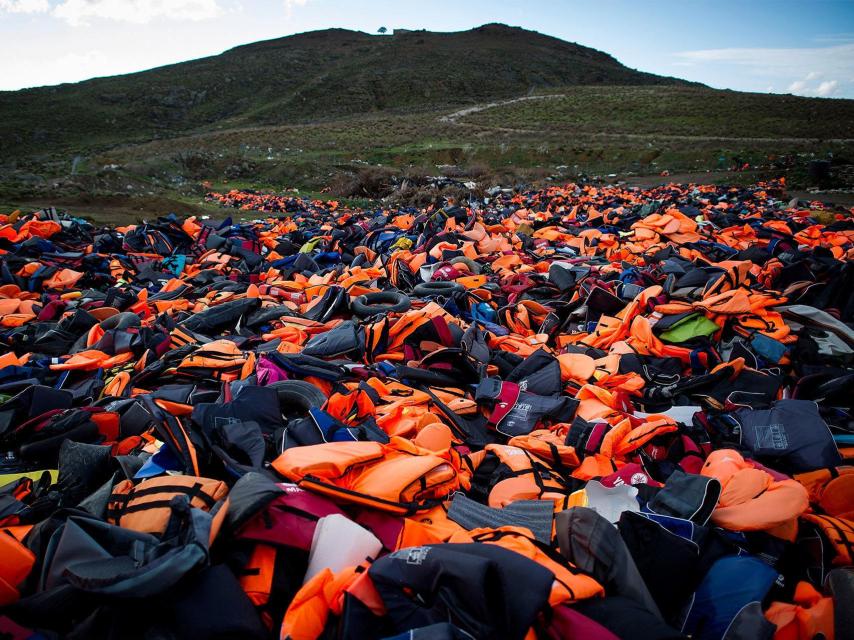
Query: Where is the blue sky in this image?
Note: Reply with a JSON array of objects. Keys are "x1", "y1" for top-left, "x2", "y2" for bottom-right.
[{"x1": 1, "y1": 0, "x2": 853, "y2": 98}]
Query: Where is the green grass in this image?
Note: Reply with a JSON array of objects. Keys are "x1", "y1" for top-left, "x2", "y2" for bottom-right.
[
  {"x1": 0, "y1": 24, "x2": 684, "y2": 159},
  {"x1": 464, "y1": 87, "x2": 854, "y2": 140},
  {"x1": 92, "y1": 88, "x2": 851, "y2": 183},
  {"x1": 203, "y1": 181, "x2": 375, "y2": 208},
  {"x1": 2, "y1": 27, "x2": 853, "y2": 215}
]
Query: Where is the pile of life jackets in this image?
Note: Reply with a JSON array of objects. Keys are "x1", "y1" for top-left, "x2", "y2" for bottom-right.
[{"x1": 0, "y1": 180, "x2": 853, "y2": 640}]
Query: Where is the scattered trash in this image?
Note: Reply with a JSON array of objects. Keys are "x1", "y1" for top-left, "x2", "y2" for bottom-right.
[{"x1": 0, "y1": 179, "x2": 852, "y2": 639}]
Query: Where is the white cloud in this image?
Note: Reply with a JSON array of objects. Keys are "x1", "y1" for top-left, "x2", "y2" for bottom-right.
[
  {"x1": 0, "y1": 0, "x2": 232, "y2": 24},
  {"x1": 675, "y1": 43, "x2": 854, "y2": 76},
  {"x1": 785, "y1": 73, "x2": 841, "y2": 97},
  {"x1": 52, "y1": 0, "x2": 225, "y2": 26},
  {"x1": 675, "y1": 43, "x2": 854, "y2": 98},
  {"x1": 284, "y1": 0, "x2": 308, "y2": 17},
  {"x1": 816, "y1": 79, "x2": 839, "y2": 97},
  {"x1": 0, "y1": 47, "x2": 132, "y2": 88},
  {"x1": 0, "y1": 0, "x2": 49, "y2": 12},
  {"x1": 813, "y1": 33, "x2": 854, "y2": 45}
]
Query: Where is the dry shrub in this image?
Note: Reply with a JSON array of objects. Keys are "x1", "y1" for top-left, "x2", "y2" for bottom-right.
[
  {"x1": 174, "y1": 151, "x2": 215, "y2": 179},
  {"x1": 391, "y1": 183, "x2": 485, "y2": 207},
  {"x1": 328, "y1": 166, "x2": 398, "y2": 198},
  {"x1": 466, "y1": 163, "x2": 490, "y2": 178}
]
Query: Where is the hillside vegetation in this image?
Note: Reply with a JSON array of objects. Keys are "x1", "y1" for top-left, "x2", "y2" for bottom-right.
[
  {"x1": 0, "y1": 24, "x2": 685, "y2": 156},
  {"x1": 1, "y1": 24, "x2": 853, "y2": 218}
]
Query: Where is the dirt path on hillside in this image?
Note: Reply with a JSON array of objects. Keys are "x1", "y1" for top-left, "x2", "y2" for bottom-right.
[
  {"x1": 439, "y1": 96, "x2": 854, "y2": 145},
  {"x1": 439, "y1": 95, "x2": 566, "y2": 123}
]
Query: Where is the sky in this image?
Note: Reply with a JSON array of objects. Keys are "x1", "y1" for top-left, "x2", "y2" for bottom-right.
[{"x1": 1, "y1": 0, "x2": 853, "y2": 98}]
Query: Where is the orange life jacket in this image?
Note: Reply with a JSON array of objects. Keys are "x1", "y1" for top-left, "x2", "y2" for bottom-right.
[
  {"x1": 800, "y1": 514, "x2": 854, "y2": 569},
  {"x1": 106, "y1": 475, "x2": 229, "y2": 535},
  {"x1": 272, "y1": 438, "x2": 461, "y2": 515},
  {"x1": 176, "y1": 339, "x2": 249, "y2": 381},
  {"x1": 701, "y1": 449, "x2": 809, "y2": 540},
  {"x1": 466, "y1": 443, "x2": 578, "y2": 509},
  {"x1": 448, "y1": 526, "x2": 604, "y2": 606},
  {"x1": 280, "y1": 563, "x2": 384, "y2": 640},
  {"x1": 239, "y1": 543, "x2": 278, "y2": 630},
  {"x1": 765, "y1": 581, "x2": 835, "y2": 640},
  {"x1": 507, "y1": 429, "x2": 580, "y2": 472},
  {"x1": 0, "y1": 530, "x2": 36, "y2": 606},
  {"x1": 794, "y1": 466, "x2": 854, "y2": 520}
]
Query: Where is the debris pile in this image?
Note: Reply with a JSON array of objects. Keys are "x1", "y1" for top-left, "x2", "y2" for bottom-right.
[{"x1": 1, "y1": 180, "x2": 852, "y2": 640}]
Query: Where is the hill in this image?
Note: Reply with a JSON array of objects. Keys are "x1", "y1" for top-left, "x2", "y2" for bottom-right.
[
  {"x1": 1, "y1": 24, "x2": 853, "y2": 219},
  {"x1": 0, "y1": 24, "x2": 688, "y2": 156}
]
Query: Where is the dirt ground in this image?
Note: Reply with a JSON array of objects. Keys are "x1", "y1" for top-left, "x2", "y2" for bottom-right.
[
  {"x1": 3, "y1": 195, "x2": 216, "y2": 225},
  {"x1": 4, "y1": 172, "x2": 852, "y2": 227}
]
